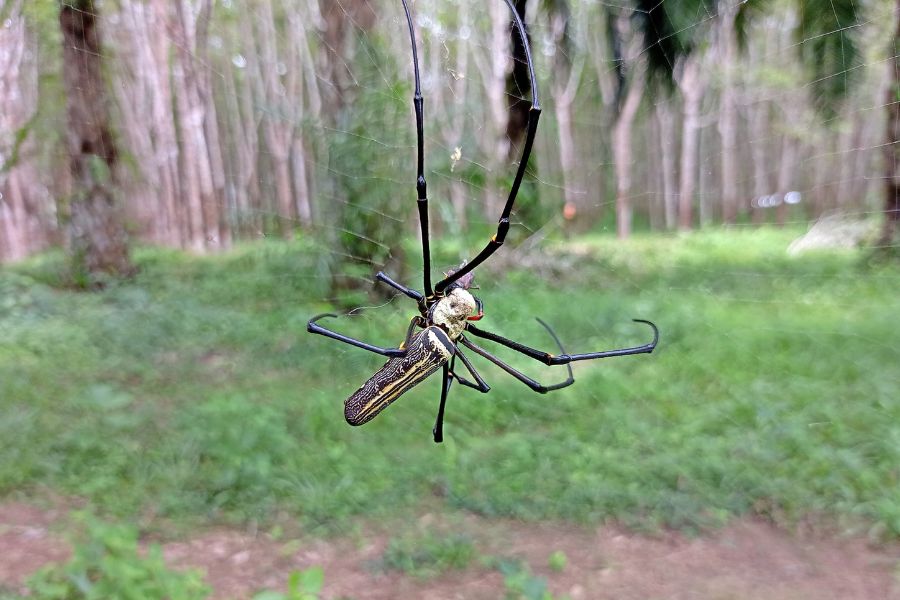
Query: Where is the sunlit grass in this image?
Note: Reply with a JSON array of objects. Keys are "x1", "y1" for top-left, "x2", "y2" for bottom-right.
[{"x1": 1, "y1": 228, "x2": 898, "y2": 537}]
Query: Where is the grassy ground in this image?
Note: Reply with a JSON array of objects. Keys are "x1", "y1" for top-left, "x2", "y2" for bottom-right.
[{"x1": 1, "y1": 228, "x2": 898, "y2": 542}]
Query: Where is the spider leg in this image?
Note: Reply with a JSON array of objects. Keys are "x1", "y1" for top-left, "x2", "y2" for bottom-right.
[
  {"x1": 375, "y1": 271, "x2": 424, "y2": 303},
  {"x1": 433, "y1": 360, "x2": 453, "y2": 443},
  {"x1": 466, "y1": 318, "x2": 659, "y2": 366},
  {"x1": 433, "y1": 350, "x2": 490, "y2": 443},
  {"x1": 451, "y1": 348, "x2": 491, "y2": 393},
  {"x1": 434, "y1": 0, "x2": 541, "y2": 294},
  {"x1": 460, "y1": 336, "x2": 573, "y2": 394},
  {"x1": 307, "y1": 313, "x2": 422, "y2": 358},
  {"x1": 400, "y1": 0, "x2": 433, "y2": 297}
]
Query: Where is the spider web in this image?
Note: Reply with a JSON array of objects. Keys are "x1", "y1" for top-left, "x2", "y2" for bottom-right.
[{"x1": 2, "y1": 0, "x2": 899, "y2": 550}]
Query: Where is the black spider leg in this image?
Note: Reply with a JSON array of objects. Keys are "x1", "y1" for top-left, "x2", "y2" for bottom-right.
[
  {"x1": 434, "y1": 361, "x2": 453, "y2": 443},
  {"x1": 467, "y1": 319, "x2": 659, "y2": 365},
  {"x1": 307, "y1": 313, "x2": 423, "y2": 358},
  {"x1": 400, "y1": 0, "x2": 433, "y2": 298},
  {"x1": 434, "y1": 0, "x2": 541, "y2": 295},
  {"x1": 459, "y1": 335, "x2": 574, "y2": 394},
  {"x1": 375, "y1": 271, "x2": 425, "y2": 309},
  {"x1": 450, "y1": 348, "x2": 491, "y2": 392},
  {"x1": 433, "y1": 350, "x2": 489, "y2": 444}
]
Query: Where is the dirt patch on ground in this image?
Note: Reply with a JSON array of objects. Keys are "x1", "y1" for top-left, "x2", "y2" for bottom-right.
[
  {"x1": 1, "y1": 502, "x2": 898, "y2": 599},
  {"x1": 0, "y1": 502, "x2": 69, "y2": 588}
]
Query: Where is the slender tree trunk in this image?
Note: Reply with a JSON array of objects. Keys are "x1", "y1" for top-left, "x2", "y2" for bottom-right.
[
  {"x1": 472, "y1": 0, "x2": 511, "y2": 219},
  {"x1": 436, "y1": 0, "x2": 470, "y2": 230},
  {"x1": 718, "y1": 1, "x2": 739, "y2": 224},
  {"x1": 749, "y1": 100, "x2": 771, "y2": 224},
  {"x1": 149, "y1": 0, "x2": 183, "y2": 247},
  {"x1": 256, "y1": 0, "x2": 297, "y2": 238},
  {"x1": 505, "y1": 0, "x2": 532, "y2": 160},
  {"x1": 556, "y1": 95, "x2": 579, "y2": 222},
  {"x1": 203, "y1": 80, "x2": 229, "y2": 248},
  {"x1": 610, "y1": 10, "x2": 647, "y2": 239},
  {"x1": 169, "y1": 0, "x2": 220, "y2": 250},
  {"x1": 878, "y1": 0, "x2": 900, "y2": 246},
  {"x1": 60, "y1": 0, "x2": 133, "y2": 281},
  {"x1": 232, "y1": 15, "x2": 264, "y2": 236},
  {"x1": 655, "y1": 102, "x2": 678, "y2": 230},
  {"x1": 678, "y1": 55, "x2": 705, "y2": 230},
  {"x1": 287, "y1": 4, "x2": 314, "y2": 228},
  {"x1": 775, "y1": 134, "x2": 797, "y2": 227},
  {"x1": 0, "y1": 0, "x2": 29, "y2": 261},
  {"x1": 292, "y1": 137, "x2": 312, "y2": 225},
  {"x1": 612, "y1": 71, "x2": 645, "y2": 239},
  {"x1": 548, "y1": 0, "x2": 587, "y2": 230},
  {"x1": 699, "y1": 126, "x2": 714, "y2": 226}
]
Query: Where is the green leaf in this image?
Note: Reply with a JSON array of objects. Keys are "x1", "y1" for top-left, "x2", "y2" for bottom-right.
[{"x1": 296, "y1": 566, "x2": 324, "y2": 594}]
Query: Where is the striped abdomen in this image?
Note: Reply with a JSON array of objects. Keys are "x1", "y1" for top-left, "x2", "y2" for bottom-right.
[{"x1": 345, "y1": 326, "x2": 455, "y2": 426}]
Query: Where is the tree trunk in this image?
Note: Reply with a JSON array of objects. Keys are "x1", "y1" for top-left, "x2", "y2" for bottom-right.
[
  {"x1": 612, "y1": 71, "x2": 645, "y2": 239},
  {"x1": 716, "y1": 3, "x2": 738, "y2": 223},
  {"x1": 0, "y1": 0, "x2": 29, "y2": 262},
  {"x1": 678, "y1": 55, "x2": 705, "y2": 230},
  {"x1": 749, "y1": 99, "x2": 771, "y2": 224},
  {"x1": 775, "y1": 134, "x2": 797, "y2": 227},
  {"x1": 170, "y1": 0, "x2": 220, "y2": 250},
  {"x1": 505, "y1": 0, "x2": 532, "y2": 160},
  {"x1": 717, "y1": 2, "x2": 739, "y2": 224},
  {"x1": 655, "y1": 102, "x2": 678, "y2": 230},
  {"x1": 436, "y1": 0, "x2": 470, "y2": 231},
  {"x1": 548, "y1": 0, "x2": 588, "y2": 230},
  {"x1": 60, "y1": 0, "x2": 133, "y2": 281},
  {"x1": 474, "y1": 0, "x2": 511, "y2": 219},
  {"x1": 556, "y1": 94, "x2": 580, "y2": 224},
  {"x1": 878, "y1": 0, "x2": 900, "y2": 247},
  {"x1": 610, "y1": 10, "x2": 647, "y2": 239}
]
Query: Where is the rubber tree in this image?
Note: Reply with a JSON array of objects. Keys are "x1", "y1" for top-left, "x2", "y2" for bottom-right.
[{"x1": 60, "y1": 0, "x2": 133, "y2": 283}]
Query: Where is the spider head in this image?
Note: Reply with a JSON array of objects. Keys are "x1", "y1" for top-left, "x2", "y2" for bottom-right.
[{"x1": 429, "y1": 286, "x2": 478, "y2": 339}]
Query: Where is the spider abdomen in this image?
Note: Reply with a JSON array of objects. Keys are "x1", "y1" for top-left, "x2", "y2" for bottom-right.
[{"x1": 344, "y1": 326, "x2": 455, "y2": 426}]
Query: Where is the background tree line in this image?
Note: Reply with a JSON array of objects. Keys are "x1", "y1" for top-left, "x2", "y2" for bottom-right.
[{"x1": 0, "y1": 0, "x2": 896, "y2": 280}]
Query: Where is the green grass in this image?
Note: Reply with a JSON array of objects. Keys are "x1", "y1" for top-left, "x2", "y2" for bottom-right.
[
  {"x1": 379, "y1": 527, "x2": 476, "y2": 579},
  {"x1": 1, "y1": 228, "x2": 898, "y2": 537}
]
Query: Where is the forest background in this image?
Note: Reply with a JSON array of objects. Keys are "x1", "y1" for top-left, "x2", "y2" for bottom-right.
[{"x1": 1, "y1": 0, "x2": 899, "y2": 598}]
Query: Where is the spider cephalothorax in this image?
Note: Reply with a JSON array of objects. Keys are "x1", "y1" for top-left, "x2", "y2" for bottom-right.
[
  {"x1": 429, "y1": 288, "x2": 477, "y2": 340},
  {"x1": 308, "y1": 0, "x2": 659, "y2": 443}
]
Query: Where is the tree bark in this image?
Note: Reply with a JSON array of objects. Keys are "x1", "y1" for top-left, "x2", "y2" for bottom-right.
[
  {"x1": 749, "y1": 99, "x2": 771, "y2": 224},
  {"x1": 878, "y1": 0, "x2": 900, "y2": 247},
  {"x1": 655, "y1": 101, "x2": 678, "y2": 230},
  {"x1": 610, "y1": 10, "x2": 647, "y2": 239},
  {"x1": 60, "y1": 0, "x2": 133, "y2": 281},
  {"x1": 505, "y1": 0, "x2": 532, "y2": 160},
  {"x1": 170, "y1": 0, "x2": 220, "y2": 250},
  {"x1": 0, "y1": 0, "x2": 29, "y2": 262},
  {"x1": 677, "y1": 55, "x2": 705, "y2": 230},
  {"x1": 547, "y1": 0, "x2": 588, "y2": 231},
  {"x1": 256, "y1": 0, "x2": 296, "y2": 238},
  {"x1": 612, "y1": 69, "x2": 645, "y2": 239},
  {"x1": 435, "y1": 0, "x2": 470, "y2": 230},
  {"x1": 717, "y1": 1, "x2": 739, "y2": 224},
  {"x1": 473, "y1": 0, "x2": 511, "y2": 219},
  {"x1": 775, "y1": 134, "x2": 797, "y2": 227}
]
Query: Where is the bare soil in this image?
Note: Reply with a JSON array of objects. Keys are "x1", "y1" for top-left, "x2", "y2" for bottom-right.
[{"x1": 1, "y1": 502, "x2": 898, "y2": 599}]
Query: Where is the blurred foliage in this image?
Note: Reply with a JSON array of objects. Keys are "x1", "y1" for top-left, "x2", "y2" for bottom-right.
[
  {"x1": 1, "y1": 229, "x2": 899, "y2": 540},
  {"x1": 547, "y1": 550, "x2": 567, "y2": 572},
  {"x1": 252, "y1": 567, "x2": 324, "y2": 600},
  {"x1": 495, "y1": 557, "x2": 562, "y2": 600},
  {"x1": 25, "y1": 514, "x2": 209, "y2": 600},
  {"x1": 379, "y1": 527, "x2": 476, "y2": 579}
]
